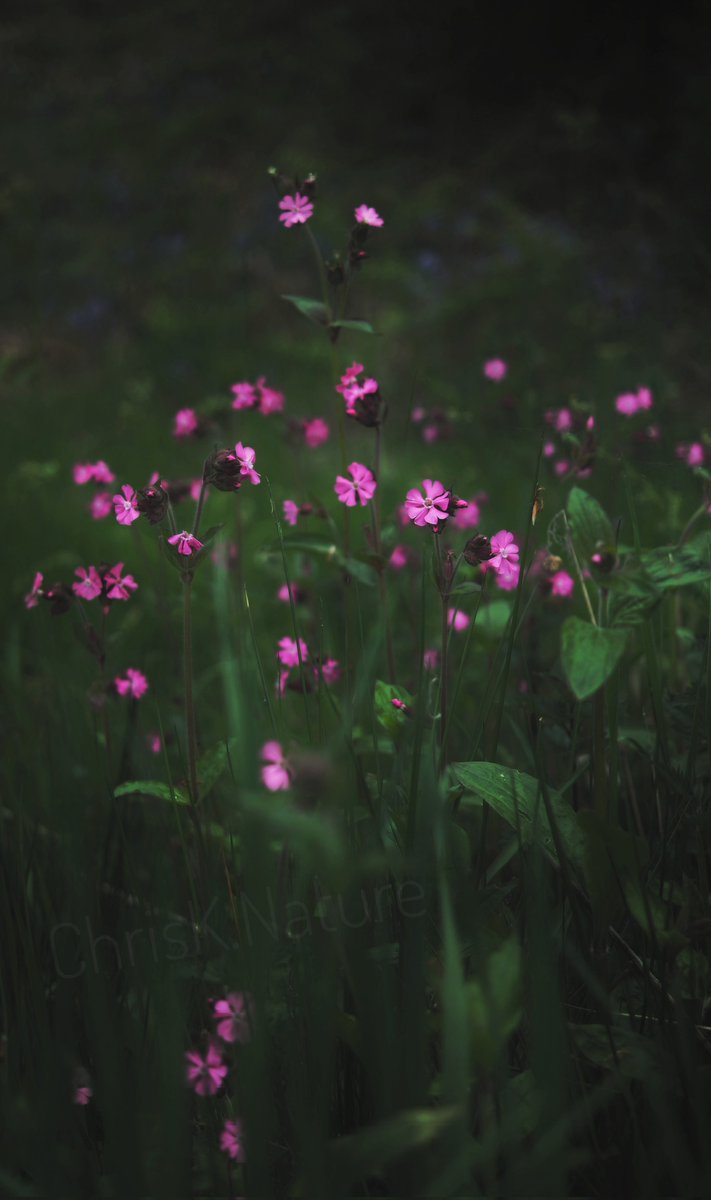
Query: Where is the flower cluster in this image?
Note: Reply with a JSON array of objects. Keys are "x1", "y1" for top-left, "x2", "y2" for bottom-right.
[
  {"x1": 26, "y1": 562, "x2": 139, "y2": 614},
  {"x1": 411, "y1": 404, "x2": 451, "y2": 443},
  {"x1": 230, "y1": 375, "x2": 285, "y2": 414},
  {"x1": 615, "y1": 387, "x2": 653, "y2": 417},
  {"x1": 185, "y1": 992, "x2": 251, "y2": 1161},
  {"x1": 276, "y1": 636, "x2": 341, "y2": 696},
  {"x1": 114, "y1": 668, "x2": 149, "y2": 699},
  {"x1": 543, "y1": 409, "x2": 596, "y2": 478},
  {"x1": 336, "y1": 363, "x2": 383, "y2": 427}
]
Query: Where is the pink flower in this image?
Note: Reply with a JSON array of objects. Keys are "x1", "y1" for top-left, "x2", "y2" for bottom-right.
[
  {"x1": 483, "y1": 359, "x2": 507, "y2": 381},
  {"x1": 637, "y1": 387, "x2": 653, "y2": 410},
  {"x1": 220, "y1": 1118, "x2": 245, "y2": 1162},
  {"x1": 336, "y1": 363, "x2": 364, "y2": 395},
  {"x1": 147, "y1": 732, "x2": 162, "y2": 754},
  {"x1": 234, "y1": 441, "x2": 261, "y2": 485},
  {"x1": 550, "y1": 570, "x2": 575, "y2": 598},
  {"x1": 646, "y1": 424, "x2": 661, "y2": 441},
  {"x1": 261, "y1": 741, "x2": 292, "y2": 791},
  {"x1": 686, "y1": 442, "x2": 705, "y2": 467},
  {"x1": 279, "y1": 192, "x2": 314, "y2": 227},
  {"x1": 190, "y1": 479, "x2": 202, "y2": 501},
  {"x1": 113, "y1": 484, "x2": 140, "y2": 526},
  {"x1": 231, "y1": 381, "x2": 257, "y2": 410},
  {"x1": 452, "y1": 498, "x2": 482, "y2": 531},
  {"x1": 283, "y1": 500, "x2": 299, "y2": 526},
  {"x1": 213, "y1": 992, "x2": 251, "y2": 1044},
  {"x1": 404, "y1": 479, "x2": 450, "y2": 527},
  {"x1": 447, "y1": 608, "x2": 470, "y2": 632},
  {"x1": 73, "y1": 566, "x2": 102, "y2": 601},
  {"x1": 543, "y1": 441, "x2": 556, "y2": 458},
  {"x1": 73, "y1": 1069, "x2": 92, "y2": 1106},
  {"x1": 73, "y1": 463, "x2": 95, "y2": 485},
  {"x1": 115, "y1": 668, "x2": 149, "y2": 699},
  {"x1": 422, "y1": 424, "x2": 440, "y2": 444},
  {"x1": 615, "y1": 392, "x2": 640, "y2": 416},
  {"x1": 255, "y1": 376, "x2": 285, "y2": 415},
  {"x1": 278, "y1": 636, "x2": 308, "y2": 667},
  {"x1": 342, "y1": 377, "x2": 378, "y2": 415},
  {"x1": 74, "y1": 461, "x2": 115, "y2": 485},
  {"x1": 104, "y1": 563, "x2": 138, "y2": 601},
  {"x1": 303, "y1": 418, "x2": 330, "y2": 448},
  {"x1": 411, "y1": 406, "x2": 426, "y2": 423},
  {"x1": 185, "y1": 1043, "x2": 228, "y2": 1096},
  {"x1": 554, "y1": 460, "x2": 570, "y2": 477},
  {"x1": 354, "y1": 204, "x2": 384, "y2": 227},
  {"x1": 423, "y1": 648, "x2": 440, "y2": 671},
  {"x1": 389, "y1": 545, "x2": 408, "y2": 570},
  {"x1": 319, "y1": 658, "x2": 341, "y2": 685},
  {"x1": 555, "y1": 408, "x2": 573, "y2": 433},
  {"x1": 168, "y1": 530, "x2": 203, "y2": 557},
  {"x1": 174, "y1": 408, "x2": 199, "y2": 438},
  {"x1": 495, "y1": 561, "x2": 521, "y2": 591},
  {"x1": 89, "y1": 491, "x2": 112, "y2": 520},
  {"x1": 334, "y1": 462, "x2": 377, "y2": 507},
  {"x1": 25, "y1": 571, "x2": 44, "y2": 609},
  {"x1": 488, "y1": 531, "x2": 520, "y2": 583}
]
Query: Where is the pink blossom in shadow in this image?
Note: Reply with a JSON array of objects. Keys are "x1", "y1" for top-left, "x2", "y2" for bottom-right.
[
  {"x1": 147, "y1": 732, "x2": 162, "y2": 754},
  {"x1": 74, "y1": 461, "x2": 115, "y2": 485},
  {"x1": 319, "y1": 658, "x2": 341, "y2": 685},
  {"x1": 105, "y1": 563, "x2": 138, "y2": 600},
  {"x1": 185, "y1": 1043, "x2": 228, "y2": 1096},
  {"x1": 73, "y1": 1068, "x2": 92, "y2": 1106},
  {"x1": 113, "y1": 485, "x2": 140, "y2": 525},
  {"x1": 261, "y1": 741, "x2": 292, "y2": 791},
  {"x1": 554, "y1": 408, "x2": 572, "y2": 432},
  {"x1": 389, "y1": 545, "x2": 408, "y2": 570},
  {"x1": 283, "y1": 500, "x2": 299, "y2": 526},
  {"x1": 115, "y1": 668, "x2": 149, "y2": 699},
  {"x1": 25, "y1": 572, "x2": 44, "y2": 609},
  {"x1": 168, "y1": 531, "x2": 203, "y2": 556},
  {"x1": 303, "y1": 418, "x2": 330, "y2": 448},
  {"x1": 554, "y1": 460, "x2": 570, "y2": 477},
  {"x1": 336, "y1": 363, "x2": 364, "y2": 395},
  {"x1": 355, "y1": 204, "x2": 384, "y2": 227},
  {"x1": 255, "y1": 376, "x2": 285, "y2": 415},
  {"x1": 543, "y1": 441, "x2": 556, "y2": 458},
  {"x1": 278, "y1": 193, "x2": 314, "y2": 227},
  {"x1": 73, "y1": 566, "x2": 103, "y2": 601},
  {"x1": 452, "y1": 498, "x2": 482, "y2": 531},
  {"x1": 334, "y1": 462, "x2": 377, "y2": 507},
  {"x1": 213, "y1": 992, "x2": 252, "y2": 1044},
  {"x1": 423, "y1": 648, "x2": 440, "y2": 671},
  {"x1": 174, "y1": 408, "x2": 199, "y2": 438},
  {"x1": 220, "y1": 1117, "x2": 245, "y2": 1162},
  {"x1": 404, "y1": 480, "x2": 450, "y2": 527},
  {"x1": 483, "y1": 359, "x2": 507, "y2": 381},
  {"x1": 278, "y1": 637, "x2": 308, "y2": 667}
]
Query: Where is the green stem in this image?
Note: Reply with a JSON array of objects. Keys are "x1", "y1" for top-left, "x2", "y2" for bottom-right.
[
  {"x1": 192, "y1": 478, "x2": 209, "y2": 539},
  {"x1": 183, "y1": 573, "x2": 199, "y2": 805},
  {"x1": 373, "y1": 423, "x2": 396, "y2": 681}
]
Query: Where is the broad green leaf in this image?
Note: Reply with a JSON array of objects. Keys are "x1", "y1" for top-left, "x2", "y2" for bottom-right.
[
  {"x1": 561, "y1": 617, "x2": 627, "y2": 700},
  {"x1": 474, "y1": 599, "x2": 512, "y2": 639},
  {"x1": 449, "y1": 580, "x2": 482, "y2": 597},
  {"x1": 342, "y1": 556, "x2": 379, "y2": 587},
  {"x1": 451, "y1": 761, "x2": 585, "y2": 868},
  {"x1": 640, "y1": 532, "x2": 711, "y2": 590},
  {"x1": 281, "y1": 294, "x2": 329, "y2": 326},
  {"x1": 606, "y1": 567, "x2": 660, "y2": 628},
  {"x1": 114, "y1": 780, "x2": 189, "y2": 804},
  {"x1": 566, "y1": 487, "x2": 615, "y2": 563},
  {"x1": 374, "y1": 680, "x2": 413, "y2": 735},
  {"x1": 329, "y1": 318, "x2": 376, "y2": 334}
]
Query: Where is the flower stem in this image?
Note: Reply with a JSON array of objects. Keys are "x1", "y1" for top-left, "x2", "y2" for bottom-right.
[
  {"x1": 183, "y1": 573, "x2": 199, "y2": 805},
  {"x1": 192, "y1": 477, "x2": 209, "y2": 539},
  {"x1": 373, "y1": 423, "x2": 396, "y2": 681}
]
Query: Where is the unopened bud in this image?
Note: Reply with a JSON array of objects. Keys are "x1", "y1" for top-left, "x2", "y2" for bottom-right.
[
  {"x1": 463, "y1": 535, "x2": 492, "y2": 566},
  {"x1": 44, "y1": 582, "x2": 73, "y2": 616},
  {"x1": 136, "y1": 483, "x2": 169, "y2": 525},
  {"x1": 204, "y1": 449, "x2": 243, "y2": 493}
]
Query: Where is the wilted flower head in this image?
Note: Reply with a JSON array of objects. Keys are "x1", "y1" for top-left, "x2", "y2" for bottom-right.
[
  {"x1": 334, "y1": 462, "x2": 377, "y2": 507},
  {"x1": 168, "y1": 531, "x2": 203, "y2": 557},
  {"x1": 279, "y1": 192, "x2": 314, "y2": 227},
  {"x1": 404, "y1": 480, "x2": 450, "y2": 528},
  {"x1": 204, "y1": 448, "x2": 243, "y2": 492},
  {"x1": 463, "y1": 534, "x2": 492, "y2": 566},
  {"x1": 115, "y1": 668, "x2": 149, "y2": 699},
  {"x1": 185, "y1": 1043, "x2": 228, "y2": 1096},
  {"x1": 261, "y1": 741, "x2": 292, "y2": 791}
]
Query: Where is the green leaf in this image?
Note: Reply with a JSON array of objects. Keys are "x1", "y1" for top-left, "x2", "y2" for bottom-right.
[
  {"x1": 473, "y1": 599, "x2": 512, "y2": 640},
  {"x1": 561, "y1": 617, "x2": 627, "y2": 700},
  {"x1": 281, "y1": 294, "x2": 329, "y2": 326},
  {"x1": 566, "y1": 487, "x2": 615, "y2": 563},
  {"x1": 606, "y1": 567, "x2": 660, "y2": 628},
  {"x1": 374, "y1": 680, "x2": 413, "y2": 735},
  {"x1": 195, "y1": 738, "x2": 237, "y2": 801},
  {"x1": 449, "y1": 580, "x2": 482, "y2": 597},
  {"x1": 114, "y1": 780, "x2": 189, "y2": 804},
  {"x1": 451, "y1": 761, "x2": 585, "y2": 868},
  {"x1": 328, "y1": 318, "x2": 376, "y2": 334},
  {"x1": 341, "y1": 556, "x2": 379, "y2": 587},
  {"x1": 326, "y1": 1107, "x2": 459, "y2": 1192},
  {"x1": 640, "y1": 532, "x2": 711, "y2": 590}
]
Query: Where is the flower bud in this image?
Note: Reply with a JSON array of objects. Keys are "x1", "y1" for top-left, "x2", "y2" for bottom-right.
[
  {"x1": 267, "y1": 166, "x2": 294, "y2": 197},
  {"x1": 463, "y1": 535, "x2": 492, "y2": 566},
  {"x1": 300, "y1": 172, "x2": 317, "y2": 200},
  {"x1": 543, "y1": 554, "x2": 563, "y2": 574},
  {"x1": 43, "y1": 582, "x2": 74, "y2": 616},
  {"x1": 136, "y1": 483, "x2": 169, "y2": 525},
  {"x1": 204, "y1": 449, "x2": 243, "y2": 493}
]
